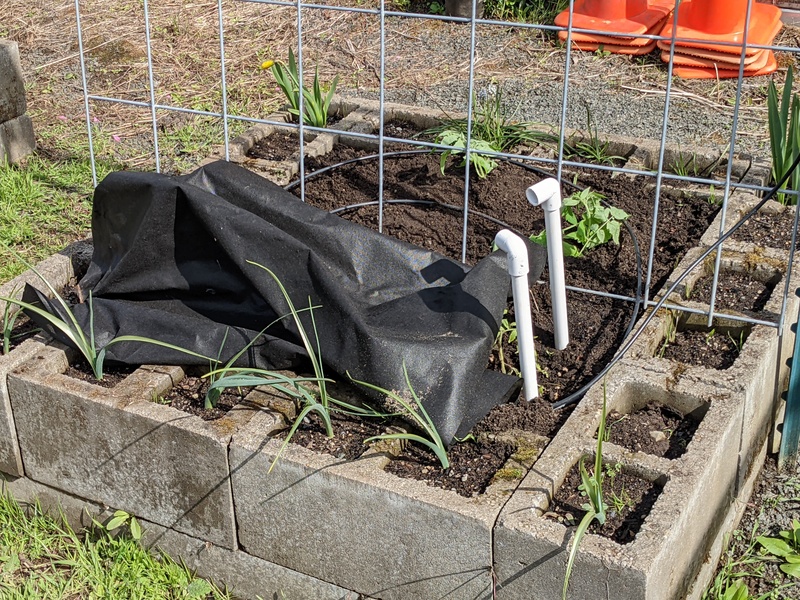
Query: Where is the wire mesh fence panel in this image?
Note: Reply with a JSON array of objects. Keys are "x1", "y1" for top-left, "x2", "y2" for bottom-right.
[{"x1": 67, "y1": 0, "x2": 800, "y2": 397}]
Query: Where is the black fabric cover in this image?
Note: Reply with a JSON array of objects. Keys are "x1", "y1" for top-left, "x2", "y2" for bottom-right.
[{"x1": 30, "y1": 160, "x2": 547, "y2": 443}]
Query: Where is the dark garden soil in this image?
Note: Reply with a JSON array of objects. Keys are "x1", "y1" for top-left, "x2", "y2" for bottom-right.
[
  {"x1": 689, "y1": 271, "x2": 779, "y2": 314},
  {"x1": 605, "y1": 404, "x2": 700, "y2": 459},
  {"x1": 385, "y1": 437, "x2": 515, "y2": 498},
  {"x1": 548, "y1": 461, "x2": 663, "y2": 545},
  {"x1": 289, "y1": 410, "x2": 385, "y2": 461},
  {"x1": 732, "y1": 206, "x2": 797, "y2": 250},
  {"x1": 64, "y1": 360, "x2": 137, "y2": 389},
  {"x1": 249, "y1": 129, "x2": 305, "y2": 162},
  {"x1": 660, "y1": 328, "x2": 744, "y2": 370},
  {"x1": 158, "y1": 368, "x2": 247, "y2": 421}
]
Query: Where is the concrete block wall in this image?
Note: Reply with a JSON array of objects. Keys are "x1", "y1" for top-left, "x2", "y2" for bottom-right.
[{"x1": 0, "y1": 40, "x2": 35, "y2": 164}]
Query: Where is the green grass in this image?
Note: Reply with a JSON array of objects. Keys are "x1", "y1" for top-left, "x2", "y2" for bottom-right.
[
  {"x1": 0, "y1": 490, "x2": 231, "y2": 599},
  {"x1": 0, "y1": 143, "x2": 116, "y2": 282}
]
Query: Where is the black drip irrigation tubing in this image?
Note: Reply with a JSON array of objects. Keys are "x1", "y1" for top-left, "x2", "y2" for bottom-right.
[{"x1": 285, "y1": 149, "x2": 646, "y2": 409}]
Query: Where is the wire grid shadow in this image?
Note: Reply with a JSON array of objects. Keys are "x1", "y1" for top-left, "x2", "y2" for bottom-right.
[{"x1": 69, "y1": 0, "x2": 800, "y2": 361}]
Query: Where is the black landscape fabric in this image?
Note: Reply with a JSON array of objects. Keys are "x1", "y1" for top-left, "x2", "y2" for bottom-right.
[{"x1": 27, "y1": 160, "x2": 547, "y2": 443}]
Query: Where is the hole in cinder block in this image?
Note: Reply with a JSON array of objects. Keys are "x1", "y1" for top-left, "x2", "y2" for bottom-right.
[
  {"x1": 655, "y1": 311, "x2": 751, "y2": 370},
  {"x1": 599, "y1": 382, "x2": 709, "y2": 459},
  {"x1": 731, "y1": 202, "x2": 798, "y2": 252},
  {"x1": 547, "y1": 457, "x2": 665, "y2": 545},
  {"x1": 685, "y1": 261, "x2": 781, "y2": 315}
]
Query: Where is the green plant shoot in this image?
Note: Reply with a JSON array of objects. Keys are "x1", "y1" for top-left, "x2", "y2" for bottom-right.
[
  {"x1": 263, "y1": 50, "x2": 339, "y2": 129},
  {"x1": 563, "y1": 381, "x2": 609, "y2": 600}
]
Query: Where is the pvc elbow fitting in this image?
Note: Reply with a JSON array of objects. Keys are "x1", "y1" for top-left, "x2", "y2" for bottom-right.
[
  {"x1": 526, "y1": 178, "x2": 562, "y2": 212},
  {"x1": 494, "y1": 229, "x2": 529, "y2": 278}
]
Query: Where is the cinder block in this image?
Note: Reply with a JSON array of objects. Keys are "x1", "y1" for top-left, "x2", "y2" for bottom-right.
[
  {"x1": 0, "y1": 40, "x2": 26, "y2": 122},
  {"x1": 0, "y1": 251, "x2": 76, "y2": 477},
  {"x1": 141, "y1": 520, "x2": 360, "y2": 600},
  {"x1": 494, "y1": 367, "x2": 741, "y2": 600},
  {"x1": 629, "y1": 244, "x2": 800, "y2": 493},
  {"x1": 8, "y1": 347, "x2": 258, "y2": 549},
  {"x1": 1, "y1": 114, "x2": 36, "y2": 164},
  {"x1": 1, "y1": 475, "x2": 358, "y2": 600},
  {"x1": 229, "y1": 387, "x2": 525, "y2": 600}
]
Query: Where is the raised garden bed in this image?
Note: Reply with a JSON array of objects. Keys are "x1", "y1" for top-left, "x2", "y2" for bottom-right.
[{"x1": 2, "y1": 98, "x2": 798, "y2": 600}]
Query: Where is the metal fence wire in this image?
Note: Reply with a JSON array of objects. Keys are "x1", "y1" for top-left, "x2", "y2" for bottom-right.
[{"x1": 71, "y1": 0, "x2": 800, "y2": 354}]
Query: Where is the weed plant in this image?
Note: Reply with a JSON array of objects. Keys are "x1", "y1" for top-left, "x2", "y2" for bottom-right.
[
  {"x1": 425, "y1": 89, "x2": 555, "y2": 179},
  {"x1": 564, "y1": 108, "x2": 624, "y2": 166},
  {"x1": 0, "y1": 492, "x2": 230, "y2": 598},
  {"x1": 484, "y1": 0, "x2": 566, "y2": 23},
  {"x1": 263, "y1": 50, "x2": 339, "y2": 129}
]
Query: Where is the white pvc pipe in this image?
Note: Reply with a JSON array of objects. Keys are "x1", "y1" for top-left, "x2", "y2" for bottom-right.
[
  {"x1": 494, "y1": 229, "x2": 538, "y2": 401},
  {"x1": 526, "y1": 178, "x2": 570, "y2": 351}
]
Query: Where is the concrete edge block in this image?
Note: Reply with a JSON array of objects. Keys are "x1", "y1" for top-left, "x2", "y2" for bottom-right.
[
  {"x1": 0, "y1": 40, "x2": 27, "y2": 122},
  {"x1": 495, "y1": 364, "x2": 742, "y2": 600},
  {"x1": 7, "y1": 345, "x2": 260, "y2": 549},
  {"x1": 230, "y1": 394, "x2": 504, "y2": 599},
  {"x1": 0, "y1": 249, "x2": 80, "y2": 478},
  {"x1": 1, "y1": 114, "x2": 35, "y2": 164}
]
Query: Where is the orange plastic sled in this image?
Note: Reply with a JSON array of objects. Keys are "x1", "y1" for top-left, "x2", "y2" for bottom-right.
[
  {"x1": 558, "y1": 19, "x2": 665, "y2": 46},
  {"x1": 573, "y1": 40, "x2": 658, "y2": 55},
  {"x1": 554, "y1": 0, "x2": 672, "y2": 37},
  {"x1": 663, "y1": 47, "x2": 772, "y2": 70},
  {"x1": 657, "y1": 41, "x2": 771, "y2": 65},
  {"x1": 671, "y1": 50, "x2": 777, "y2": 78},
  {"x1": 659, "y1": 0, "x2": 782, "y2": 56}
]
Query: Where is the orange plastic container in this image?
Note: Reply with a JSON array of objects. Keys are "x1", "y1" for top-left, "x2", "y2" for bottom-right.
[{"x1": 554, "y1": 0, "x2": 672, "y2": 36}]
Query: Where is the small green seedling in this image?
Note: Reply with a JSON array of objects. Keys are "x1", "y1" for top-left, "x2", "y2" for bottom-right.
[
  {"x1": 350, "y1": 362, "x2": 450, "y2": 470},
  {"x1": 563, "y1": 381, "x2": 609, "y2": 600},
  {"x1": 530, "y1": 187, "x2": 629, "y2": 258},
  {"x1": 565, "y1": 107, "x2": 624, "y2": 166},
  {"x1": 494, "y1": 310, "x2": 519, "y2": 375},
  {"x1": 671, "y1": 146, "x2": 699, "y2": 178},
  {"x1": 435, "y1": 130, "x2": 499, "y2": 179},
  {"x1": 104, "y1": 510, "x2": 142, "y2": 542}
]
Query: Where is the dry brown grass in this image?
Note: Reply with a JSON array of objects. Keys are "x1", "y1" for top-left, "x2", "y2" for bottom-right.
[{"x1": 2, "y1": 0, "x2": 796, "y2": 174}]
